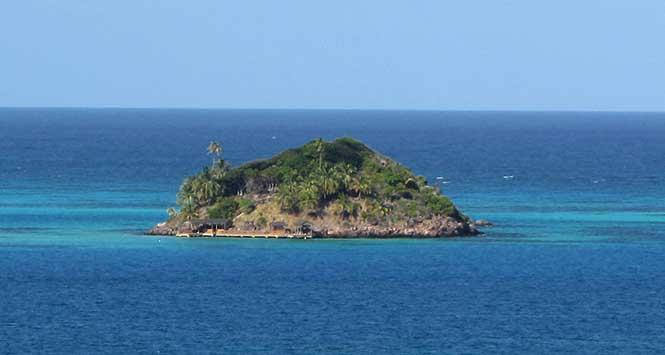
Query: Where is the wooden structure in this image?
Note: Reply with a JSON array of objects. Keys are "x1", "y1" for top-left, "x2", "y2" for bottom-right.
[
  {"x1": 176, "y1": 218, "x2": 231, "y2": 237},
  {"x1": 270, "y1": 221, "x2": 289, "y2": 233},
  {"x1": 175, "y1": 219, "x2": 313, "y2": 239}
]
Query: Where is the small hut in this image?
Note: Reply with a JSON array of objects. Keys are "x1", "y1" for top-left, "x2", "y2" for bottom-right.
[
  {"x1": 191, "y1": 219, "x2": 232, "y2": 234},
  {"x1": 176, "y1": 221, "x2": 196, "y2": 237},
  {"x1": 270, "y1": 221, "x2": 289, "y2": 233},
  {"x1": 295, "y1": 221, "x2": 313, "y2": 235}
]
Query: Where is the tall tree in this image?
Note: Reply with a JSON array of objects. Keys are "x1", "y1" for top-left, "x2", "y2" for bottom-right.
[
  {"x1": 313, "y1": 138, "x2": 325, "y2": 169},
  {"x1": 190, "y1": 178, "x2": 205, "y2": 204},
  {"x1": 277, "y1": 182, "x2": 300, "y2": 213},
  {"x1": 335, "y1": 163, "x2": 355, "y2": 192},
  {"x1": 207, "y1": 141, "x2": 223, "y2": 166},
  {"x1": 351, "y1": 176, "x2": 371, "y2": 198},
  {"x1": 166, "y1": 207, "x2": 178, "y2": 220},
  {"x1": 211, "y1": 159, "x2": 229, "y2": 180},
  {"x1": 299, "y1": 181, "x2": 321, "y2": 212},
  {"x1": 180, "y1": 197, "x2": 198, "y2": 220},
  {"x1": 177, "y1": 176, "x2": 196, "y2": 206},
  {"x1": 200, "y1": 179, "x2": 220, "y2": 204},
  {"x1": 317, "y1": 168, "x2": 339, "y2": 199}
]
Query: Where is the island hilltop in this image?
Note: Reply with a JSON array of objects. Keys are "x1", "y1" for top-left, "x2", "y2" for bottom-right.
[{"x1": 149, "y1": 138, "x2": 480, "y2": 238}]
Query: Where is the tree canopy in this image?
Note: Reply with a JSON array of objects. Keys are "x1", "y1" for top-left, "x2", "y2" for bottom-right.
[{"x1": 169, "y1": 137, "x2": 465, "y2": 228}]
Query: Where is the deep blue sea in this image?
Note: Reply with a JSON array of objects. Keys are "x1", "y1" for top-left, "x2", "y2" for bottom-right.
[{"x1": 1, "y1": 108, "x2": 665, "y2": 354}]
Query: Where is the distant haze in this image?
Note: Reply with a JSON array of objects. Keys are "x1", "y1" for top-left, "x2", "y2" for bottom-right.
[{"x1": 1, "y1": 1, "x2": 663, "y2": 111}]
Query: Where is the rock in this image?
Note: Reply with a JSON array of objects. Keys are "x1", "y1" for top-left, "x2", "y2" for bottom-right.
[
  {"x1": 147, "y1": 223, "x2": 176, "y2": 236},
  {"x1": 474, "y1": 219, "x2": 493, "y2": 227}
]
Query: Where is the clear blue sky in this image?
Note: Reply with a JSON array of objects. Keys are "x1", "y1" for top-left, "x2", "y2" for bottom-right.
[{"x1": 1, "y1": 0, "x2": 663, "y2": 111}]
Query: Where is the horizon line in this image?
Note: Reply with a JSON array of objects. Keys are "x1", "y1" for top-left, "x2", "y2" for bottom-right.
[{"x1": 0, "y1": 106, "x2": 664, "y2": 114}]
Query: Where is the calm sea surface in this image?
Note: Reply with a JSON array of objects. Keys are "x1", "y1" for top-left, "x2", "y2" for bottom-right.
[{"x1": 1, "y1": 108, "x2": 665, "y2": 354}]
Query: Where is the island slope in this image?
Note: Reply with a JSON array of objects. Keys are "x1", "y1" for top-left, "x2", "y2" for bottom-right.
[{"x1": 149, "y1": 138, "x2": 480, "y2": 238}]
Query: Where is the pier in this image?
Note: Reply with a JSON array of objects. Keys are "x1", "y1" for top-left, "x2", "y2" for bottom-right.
[
  {"x1": 175, "y1": 231, "x2": 312, "y2": 239},
  {"x1": 175, "y1": 219, "x2": 313, "y2": 239}
]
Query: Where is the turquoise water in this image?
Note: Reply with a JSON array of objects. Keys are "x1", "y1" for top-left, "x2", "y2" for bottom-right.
[{"x1": 1, "y1": 109, "x2": 665, "y2": 353}]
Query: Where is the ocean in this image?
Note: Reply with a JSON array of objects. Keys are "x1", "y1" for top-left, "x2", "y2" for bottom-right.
[{"x1": 1, "y1": 108, "x2": 664, "y2": 354}]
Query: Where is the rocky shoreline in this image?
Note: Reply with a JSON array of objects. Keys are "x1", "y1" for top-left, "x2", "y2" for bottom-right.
[{"x1": 147, "y1": 216, "x2": 486, "y2": 238}]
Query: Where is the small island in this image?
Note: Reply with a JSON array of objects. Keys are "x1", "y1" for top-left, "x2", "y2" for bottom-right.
[{"x1": 149, "y1": 138, "x2": 480, "y2": 238}]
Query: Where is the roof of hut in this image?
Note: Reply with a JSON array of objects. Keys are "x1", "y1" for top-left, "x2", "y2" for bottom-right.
[
  {"x1": 190, "y1": 218, "x2": 231, "y2": 225},
  {"x1": 270, "y1": 221, "x2": 288, "y2": 228}
]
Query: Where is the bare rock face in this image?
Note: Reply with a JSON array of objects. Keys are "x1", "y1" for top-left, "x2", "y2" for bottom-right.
[
  {"x1": 147, "y1": 223, "x2": 176, "y2": 236},
  {"x1": 148, "y1": 216, "x2": 481, "y2": 238},
  {"x1": 315, "y1": 217, "x2": 480, "y2": 238},
  {"x1": 473, "y1": 219, "x2": 494, "y2": 227}
]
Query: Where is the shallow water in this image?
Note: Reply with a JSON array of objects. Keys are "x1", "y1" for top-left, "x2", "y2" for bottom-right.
[{"x1": 1, "y1": 109, "x2": 664, "y2": 353}]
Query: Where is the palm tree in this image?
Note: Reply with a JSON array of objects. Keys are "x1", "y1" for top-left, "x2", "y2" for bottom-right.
[
  {"x1": 166, "y1": 207, "x2": 178, "y2": 220},
  {"x1": 177, "y1": 176, "x2": 196, "y2": 206},
  {"x1": 335, "y1": 163, "x2": 355, "y2": 192},
  {"x1": 189, "y1": 178, "x2": 205, "y2": 204},
  {"x1": 351, "y1": 176, "x2": 371, "y2": 198},
  {"x1": 318, "y1": 170, "x2": 339, "y2": 200},
  {"x1": 277, "y1": 182, "x2": 299, "y2": 213},
  {"x1": 333, "y1": 195, "x2": 357, "y2": 219},
  {"x1": 299, "y1": 181, "x2": 321, "y2": 212},
  {"x1": 180, "y1": 196, "x2": 198, "y2": 220},
  {"x1": 207, "y1": 141, "x2": 223, "y2": 166},
  {"x1": 200, "y1": 179, "x2": 220, "y2": 204},
  {"x1": 211, "y1": 159, "x2": 229, "y2": 180},
  {"x1": 313, "y1": 138, "x2": 325, "y2": 169}
]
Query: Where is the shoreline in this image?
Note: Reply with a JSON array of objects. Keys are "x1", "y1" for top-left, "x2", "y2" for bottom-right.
[
  {"x1": 146, "y1": 233, "x2": 482, "y2": 239},
  {"x1": 146, "y1": 222, "x2": 484, "y2": 239}
]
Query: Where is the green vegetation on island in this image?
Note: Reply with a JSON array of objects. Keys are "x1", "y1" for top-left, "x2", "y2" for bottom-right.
[{"x1": 151, "y1": 137, "x2": 478, "y2": 238}]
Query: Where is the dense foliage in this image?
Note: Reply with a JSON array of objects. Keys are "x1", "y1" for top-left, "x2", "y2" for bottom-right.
[{"x1": 171, "y1": 138, "x2": 464, "y2": 225}]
